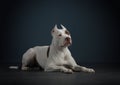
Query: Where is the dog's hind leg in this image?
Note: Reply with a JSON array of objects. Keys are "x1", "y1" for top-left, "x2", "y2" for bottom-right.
[{"x1": 21, "y1": 48, "x2": 36, "y2": 71}]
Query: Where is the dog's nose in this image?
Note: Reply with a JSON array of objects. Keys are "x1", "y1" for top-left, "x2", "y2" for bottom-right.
[{"x1": 65, "y1": 37, "x2": 71, "y2": 41}]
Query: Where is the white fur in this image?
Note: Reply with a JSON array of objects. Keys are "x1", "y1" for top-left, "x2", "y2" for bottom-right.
[{"x1": 21, "y1": 25, "x2": 95, "y2": 73}]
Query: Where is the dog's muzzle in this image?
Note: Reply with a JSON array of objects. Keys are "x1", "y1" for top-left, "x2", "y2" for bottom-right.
[
  {"x1": 65, "y1": 37, "x2": 72, "y2": 44},
  {"x1": 62, "y1": 37, "x2": 72, "y2": 47}
]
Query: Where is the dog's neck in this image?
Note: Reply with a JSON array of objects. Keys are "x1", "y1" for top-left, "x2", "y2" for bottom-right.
[{"x1": 51, "y1": 38, "x2": 68, "y2": 52}]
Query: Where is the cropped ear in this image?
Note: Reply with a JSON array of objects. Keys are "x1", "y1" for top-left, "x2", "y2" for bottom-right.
[
  {"x1": 61, "y1": 24, "x2": 67, "y2": 30},
  {"x1": 51, "y1": 24, "x2": 58, "y2": 36},
  {"x1": 51, "y1": 24, "x2": 58, "y2": 33}
]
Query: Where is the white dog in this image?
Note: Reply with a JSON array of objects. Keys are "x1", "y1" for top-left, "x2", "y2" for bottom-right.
[{"x1": 20, "y1": 25, "x2": 95, "y2": 73}]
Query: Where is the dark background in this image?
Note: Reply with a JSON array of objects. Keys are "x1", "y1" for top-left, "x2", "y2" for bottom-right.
[{"x1": 0, "y1": 0, "x2": 120, "y2": 66}]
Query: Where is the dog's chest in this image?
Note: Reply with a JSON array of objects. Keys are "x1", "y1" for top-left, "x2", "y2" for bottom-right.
[{"x1": 53, "y1": 51, "x2": 68, "y2": 65}]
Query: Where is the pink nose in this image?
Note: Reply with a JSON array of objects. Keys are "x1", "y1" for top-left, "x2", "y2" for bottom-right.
[{"x1": 65, "y1": 37, "x2": 71, "y2": 42}]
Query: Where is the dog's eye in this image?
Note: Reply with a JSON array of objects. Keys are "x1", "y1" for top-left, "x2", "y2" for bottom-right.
[
  {"x1": 65, "y1": 30, "x2": 70, "y2": 35},
  {"x1": 58, "y1": 34, "x2": 62, "y2": 36}
]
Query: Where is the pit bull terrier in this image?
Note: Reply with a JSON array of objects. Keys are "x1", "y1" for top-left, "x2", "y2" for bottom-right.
[{"x1": 21, "y1": 25, "x2": 95, "y2": 73}]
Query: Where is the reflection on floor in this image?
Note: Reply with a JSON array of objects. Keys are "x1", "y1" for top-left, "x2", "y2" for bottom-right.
[{"x1": 0, "y1": 64, "x2": 120, "y2": 85}]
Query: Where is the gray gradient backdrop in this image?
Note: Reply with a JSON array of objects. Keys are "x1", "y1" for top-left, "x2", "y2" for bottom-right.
[{"x1": 0, "y1": 0, "x2": 119, "y2": 65}]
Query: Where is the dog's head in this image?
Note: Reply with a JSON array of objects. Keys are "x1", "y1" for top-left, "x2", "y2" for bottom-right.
[{"x1": 51, "y1": 24, "x2": 72, "y2": 47}]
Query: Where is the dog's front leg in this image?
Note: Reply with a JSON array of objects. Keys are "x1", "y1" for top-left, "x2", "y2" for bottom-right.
[
  {"x1": 72, "y1": 65, "x2": 95, "y2": 73},
  {"x1": 45, "y1": 65, "x2": 73, "y2": 74}
]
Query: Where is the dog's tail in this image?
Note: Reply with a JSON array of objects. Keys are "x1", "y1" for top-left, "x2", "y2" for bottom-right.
[{"x1": 9, "y1": 66, "x2": 19, "y2": 69}]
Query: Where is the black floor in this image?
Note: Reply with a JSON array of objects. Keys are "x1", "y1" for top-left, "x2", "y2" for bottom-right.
[{"x1": 0, "y1": 64, "x2": 120, "y2": 85}]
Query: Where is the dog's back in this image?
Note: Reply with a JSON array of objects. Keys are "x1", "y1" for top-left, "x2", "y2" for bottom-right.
[{"x1": 21, "y1": 46, "x2": 49, "y2": 70}]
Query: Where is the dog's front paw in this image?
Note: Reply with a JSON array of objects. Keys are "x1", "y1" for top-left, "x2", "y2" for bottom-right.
[
  {"x1": 63, "y1": 69, "x2": 73, "y2": 74},
  {"x1": 87, "y1": 68, "x2": 95, "y2": 73}
]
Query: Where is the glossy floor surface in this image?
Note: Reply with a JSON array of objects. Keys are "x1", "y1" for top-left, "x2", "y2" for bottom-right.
[{"x1": 0, "y1": 65, "x2": 120, "y2": 85}]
